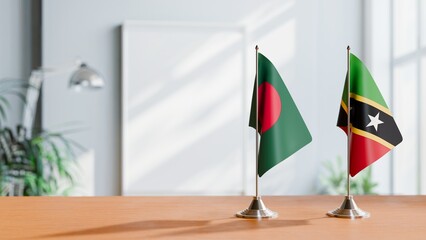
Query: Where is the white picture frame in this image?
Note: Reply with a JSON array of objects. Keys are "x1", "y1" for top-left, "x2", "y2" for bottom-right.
[{"x1": 121, "y1": 21, "x2": 248, "y2": 195}]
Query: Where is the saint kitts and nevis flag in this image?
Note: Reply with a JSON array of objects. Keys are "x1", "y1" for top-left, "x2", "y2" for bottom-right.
[
  {"x1": 337, "y1": 53, "x2": 403, "y2": 176},
  {"x1": 249, "y1": 53, "x2": 312, "y2": 177}
]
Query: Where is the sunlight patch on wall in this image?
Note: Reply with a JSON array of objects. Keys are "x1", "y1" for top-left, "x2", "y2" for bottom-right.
[{"x1": 393, "y1": 61, "x2": 418, "y2": 194}]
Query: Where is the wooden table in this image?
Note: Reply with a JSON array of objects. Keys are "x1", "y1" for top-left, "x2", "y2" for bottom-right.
[{"x1": 1, "y1": 196, "x2": 425, "y2": 239}]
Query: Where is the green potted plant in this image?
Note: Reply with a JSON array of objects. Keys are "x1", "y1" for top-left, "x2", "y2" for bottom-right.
[
  {"x1": 319, "y1": 156, "x2": 378, "y2": 195},
  {"x1": 0, "y1": 79, "x2": 81, "y2": 196}
]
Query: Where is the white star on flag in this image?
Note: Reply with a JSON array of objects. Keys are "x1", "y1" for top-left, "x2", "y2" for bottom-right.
[{"x1": 366, "y1": 112, "x2": 384, "y2": 131}]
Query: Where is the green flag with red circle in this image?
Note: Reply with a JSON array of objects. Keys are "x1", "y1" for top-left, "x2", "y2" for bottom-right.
[{"x1": 249, "y1": 53, "x2": 312, "y2": 177}]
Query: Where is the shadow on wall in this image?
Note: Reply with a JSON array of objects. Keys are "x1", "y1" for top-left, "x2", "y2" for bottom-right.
[{"x1": 122, "y1": 0, "x2": 313, "y2": 196}]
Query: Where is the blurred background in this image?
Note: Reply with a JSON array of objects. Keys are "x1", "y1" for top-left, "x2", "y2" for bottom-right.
[{"x1": 0, "y1": 0, "x2": 424, "y2": 196}]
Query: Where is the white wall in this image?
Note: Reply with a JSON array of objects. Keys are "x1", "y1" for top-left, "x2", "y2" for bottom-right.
[
  {"x1": 365, "y1": 0, "x2": 426, "y2": 195},
  {"x1": 364, "y1": 0, "x2": 393, "y2": 194},
  {"x1": 42, "y1": 0, "x2": 363, "y2": 195},
  {"x1": 0, "y1": 0, "x2": 32, "y2": 127},
  {"x1": 316, "y1": 1, "x2": 365, "y2": 190}
]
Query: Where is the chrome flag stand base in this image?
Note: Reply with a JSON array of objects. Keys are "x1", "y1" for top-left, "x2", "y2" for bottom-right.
[
  {"x1": 236, "y1": 196, "x2": 278, "y2": 219},
  {"x1": 327, "y1": 195, "x2": 370, "y2": 219}
]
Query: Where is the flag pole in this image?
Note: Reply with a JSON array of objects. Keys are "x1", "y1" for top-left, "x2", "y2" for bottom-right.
[
  {"x1": 255, "y1": 45, "x2": 259, "y2": 198},
  {"x1": 326, "y1": 46, "x2": 369, "y2": 219},
  {"x1": 236, "y1": 45, "x2": 277, "y2": 219},
  {"x1": 346, "y1": 45, "x2": 351, "y2": 198}
]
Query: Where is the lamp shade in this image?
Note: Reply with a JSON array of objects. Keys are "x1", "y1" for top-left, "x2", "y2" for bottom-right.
[{"x1": 69, "y1": 63, "x2": 104, "y2": 90}]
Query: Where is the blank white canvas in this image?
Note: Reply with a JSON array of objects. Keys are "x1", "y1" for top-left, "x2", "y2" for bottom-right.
[{"x1": 121, "y1": 22, "x2": 247, "y2": 195}]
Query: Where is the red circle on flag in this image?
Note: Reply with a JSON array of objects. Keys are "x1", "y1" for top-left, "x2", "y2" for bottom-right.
[{"x1": 258, "y1": 82, "x2": 282, "y2": 134}]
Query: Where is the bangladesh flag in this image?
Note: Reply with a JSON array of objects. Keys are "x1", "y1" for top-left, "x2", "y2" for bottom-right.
[
  {"x1": 337, "y1": 53, "x2": 403, "y2": 176},
  {"x1": 249, "y1": 53, "x2": 312, "y2": 177}
]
